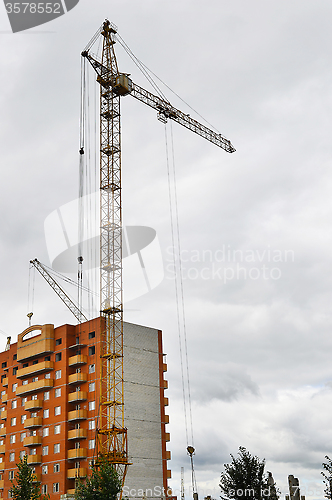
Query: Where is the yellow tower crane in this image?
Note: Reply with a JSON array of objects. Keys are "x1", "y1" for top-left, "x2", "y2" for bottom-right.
[{"x1": 82, "y1": 19, "x2": 235, "y2": 490}]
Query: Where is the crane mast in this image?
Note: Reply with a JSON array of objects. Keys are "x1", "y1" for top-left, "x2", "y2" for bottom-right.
[{"x1": 82, "y1": 18, "x2": 235, "y2": 490}]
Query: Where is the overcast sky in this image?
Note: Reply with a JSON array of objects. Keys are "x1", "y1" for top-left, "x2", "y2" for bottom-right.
[{"x1": 1, "y1": 1, "x2": 332, "y2": 499}]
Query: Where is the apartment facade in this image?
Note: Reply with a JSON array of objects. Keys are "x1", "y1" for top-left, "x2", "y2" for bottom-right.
[{"x1": 0, "y1": 319, "x2": 171, "y2": 499}]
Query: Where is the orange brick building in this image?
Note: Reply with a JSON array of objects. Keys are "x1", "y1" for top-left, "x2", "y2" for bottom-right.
[{"x1": 0, "y1": 318, "x2": 171, "y2": 499}]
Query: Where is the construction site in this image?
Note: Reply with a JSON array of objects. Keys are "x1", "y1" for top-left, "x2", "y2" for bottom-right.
[{"x1": 0, "y1": 19, "x2": 235, "y2": 500}]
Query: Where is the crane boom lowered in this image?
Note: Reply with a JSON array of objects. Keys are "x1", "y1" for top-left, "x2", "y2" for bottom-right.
[{"x1": 30, "y1": 259, "x2": 88, "y2": 323}]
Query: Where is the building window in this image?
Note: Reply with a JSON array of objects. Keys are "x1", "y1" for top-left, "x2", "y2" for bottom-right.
[
  {"x1": 11, "y1": 400, "x2": 17, "y2": 409},
  {"x1": 89, "y1": 382, "x2": 95, "y2": 392},
  {"x1": 42, "y1": 465, "x2": 48, "y2": 474},
  {"x1": 43, "y1": 409, "x2": 49, "y2": 419},
  {"x1": 44, "y1": 356, "x2": 50, "y2": 362},
  {"x1": 0, "y1": 391, "x2": 5, "y2": 397},
  {"x1": 22, "y1": 363, "x2": 28, "y2": 368},
  {"x1": 20, "y1": 432, "x2": 26, "y2": 442},
  {"x1": 19, "y1": 451, "x2": 26, "y2": 459},
  {"x1": 74, "y1": 442, "x2": 80, "y2": 449},
  {"x1": 54, "y1": 406, "x2": 61, "y2": 416},
  {"x1": 54, "y1": 424, "x2": 61, "y2": 435},
  {"x1": 55, "y1": 338, "x2": 62, "y2": 346},
  {"x1": 2, "y1": 362, "x2": 7, "y2": 369},
  {"x1": 22, "y1": 380, "x2": 28, "y2": 386},
  {"x1": 21, "y1": 397, "x2": 27, "y2": 406},
  {"x1": 75, "y1": 461, "x2": 80, "y2": 469},
  {"x1": 89, "y1": 439, "x2": 95, "y2": 449},
  {"x1": 42, "y1": 427, "x2": 49, "y2": 437},
  {"x1": 9, "y1": 452, "x2": 15, "y2": 462},
  {"x1": 30, "y1": 448, "x2": 37, "y2": 455},
  {"x1": 88, "y1": 420, "x2": 95, "y2": 430},
  {"x1": 9, "y1": 435, "x2": 16, "y2": 444},
  {"x1": 55, "y1": 388, "x2": 61, "y2": 398},
  {"x1": 45, "y1": 373, "x2": 51, "y2": 379},
  {"x1": 55, "y1": 370, "x2": 61, "y2": 379},
  {"x1": 44, "y1": 392, "x2": 50, "y2": 401},
  {"x1": 42, "y1": 446, "x2": 48, "y2": 456},
  {"x1": 13, "y1": 354, "x2": 17, "y2": 361},
  {"x1": 12, "y1": 383, "x2": 17, "y2": 392},
  {"x1": 89, "y1": 401, "x2": 95, "y2": 411},
  {"x1": 89, "y1": 364, "x2": 95, "y2": 374},
  {"x1": 31, "y1": 412, "x2": 37, "y2": 418},
  {"x1": 41, "y1": 485, "x2": 48, "y2": 495},
  {"x1": 53, "y1": 463, "x2": 60, "y2": 473},
  {"x1": 8, "y1": 489, "x2": 13, "y2": 498},
  {"x1": 8, "y1": 471, "x2": 14, "y2": 480},
  {"x1": 88, "y1": 346, "x2": 95, "y2": 356},
  {"x1": 55, "y1": 353, "x2": 62, "y2": 362},
  {"x1": 12, "y1": 367, "x2": 17, "y2": 376},
  {"x1": 11, "y1": 418, "x2": 16, "y2": 426},
  {"x1": 21, "y1": 415, "x2": 26, "y2": 424},
  {"x1": 32, "y1": 360, "x2": 38, "y2": 365},
  {"x1": 32, "y1": 377, "x2": 38, "y2": 383},
  {"x1": 31, "y1": 394, "x2": 38, "y2": 401},
  {"x1": 89, "y1": 331, "x2": 95, "y2": 339},
  {"x1": 53, "y1": 483, "x2": 60, "y2": 493},
  {"x1": 54, "y1": 443, "x2": 60, "y2": 453}
]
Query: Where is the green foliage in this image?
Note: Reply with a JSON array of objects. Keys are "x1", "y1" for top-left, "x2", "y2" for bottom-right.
[
  {"x1": 10, "y1": 456, "x2": 47, "y2": 500},
  {"x1": 219, "y1": 447, "x2": 279, "y2": 500},
  {"x1": 75, "y1": 457, "x2": 121, "y2": 500},
  {"x1": 322, "y1": 456, "x2": 332, "y2": 500}
]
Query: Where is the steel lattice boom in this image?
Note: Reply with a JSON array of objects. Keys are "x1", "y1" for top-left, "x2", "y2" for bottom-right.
[{"x1": 30, "y1": 259, "x2": 88, "y2": 323}]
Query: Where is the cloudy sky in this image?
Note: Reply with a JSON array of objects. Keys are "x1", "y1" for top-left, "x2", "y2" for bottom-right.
[{"x1": 1, "y1": 1, "x2": 332, "y2": 499}]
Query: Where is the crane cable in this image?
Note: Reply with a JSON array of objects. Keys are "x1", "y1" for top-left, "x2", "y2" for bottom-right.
[{"x1": 164, "y1": 122, "x2": 198, "y2": 497}]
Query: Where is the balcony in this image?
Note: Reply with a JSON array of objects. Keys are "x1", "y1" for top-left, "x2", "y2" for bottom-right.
[
  {"x1": 163, "y1": 380, "x2": 168, "y2": 389},
  {"x1": 166, "y1": 450, "x2": 171, "y2": 460},
  {"x1": 164, "y1": 414, "x2": 169, "y2": 424},
  {"x1": 0, "y1": 480, "x2": 4, "y2": 489},
  {"x1": 0, "y1": 461, "x2": 4, "y2": 471},
  {"x1": 164, "y1": 397, "x2": 169, "y2": 406},
  {"x1": 68, "y1": 373, "x2": 87, "y2": 385},
  {"x1": 2, "y1": 379, "x2": 8, "y2": 387},
  {"x1": 0, "y1": 412, "x2": 7, "y2": 421},
  {"x1": 68, "y1": 355, "x2": 87, "y2": 367},
  {"x1": 24, "y1": 400, "x2": 43, "y2": 411},
  {"x1": 163, "y1": 363, "x2": 167, "y2": 372},
  {"x1": 68, "y1": 428, "x2": 87, "y2": 440},
  {"x1": 165, "y1": 432, "x2": 170, "y2": 442},
  {"x1": 67, "y1": 490, "x2": 76, "y2": 496},
  {"x1": 24, "y1": 417, "x2": 43, "y2": 429},
  {"x1": 68, "y1": 410, "x2": 87, "y2": 421},
  {"x1": 23, "y1": 436, "x2": 42, "y2": 447},
  {"x1": 32, "y1": 474, "x2": 41, "y2": 483},
  {"x1": 1, "y1": 394, "x2": 7, "y2": 404},
  {"x1": 67, "y1": 448, "x2": 87, "y2": 460},
  {"x1": 68, "y1": 391, "x2": 88, "y2": 403},
  {"x1": 0, "y1": 428, "x2": 5, "y2": 437},
  {"x1": 167, "y1": 470, "x2": 171, "y2": 479},
  {"x1": 16, "y1": 379, "x2": 54, "y2": 396},
  {"x1": 67, "y1": 468, "x2": 87, "y2": 479},
  {"x1": 17, "y1": 361, "x2": 54, "y2": 379},
  {"x1": 0, "y1": 446, "x2": 5, "y2": 454},
  {"x1": 27, "y1": 455, "x2": 42, "y2": 465}
]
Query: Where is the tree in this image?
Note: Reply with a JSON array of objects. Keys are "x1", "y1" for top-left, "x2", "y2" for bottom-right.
[
  {"x1": 219, "y1": 447, "x2": 279, "y2": 500},
  {"x1": 10, "y1": 455, "x2": 47, "y2": 500},
  {"x1": 322, "y1": 456, "x2": 332, "y2": 500},
  {"x1": 75, "y1": 457, "x2": 121, "y2": 500}
]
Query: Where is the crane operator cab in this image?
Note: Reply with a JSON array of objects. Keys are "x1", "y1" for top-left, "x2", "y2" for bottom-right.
[{"x1": 113, "y1": 73, "x2": 132, "y2": 96}]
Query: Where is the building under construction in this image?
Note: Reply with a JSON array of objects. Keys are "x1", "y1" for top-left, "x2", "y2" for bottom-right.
[{"x1": 0, "y1": 319, "x2": 171, "y2": 499}]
